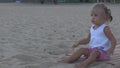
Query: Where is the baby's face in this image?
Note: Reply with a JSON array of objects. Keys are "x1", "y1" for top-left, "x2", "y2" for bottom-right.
[{"x1": 91, "y1": 8, "x2": 107, "y2": 26}]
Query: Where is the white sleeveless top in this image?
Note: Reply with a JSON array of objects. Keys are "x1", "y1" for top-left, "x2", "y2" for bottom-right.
[{"x1": 89, "y1": 23, "x2": 111, "y2": 51}]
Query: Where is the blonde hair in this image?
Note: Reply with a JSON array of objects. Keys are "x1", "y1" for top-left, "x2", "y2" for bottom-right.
[{"x1": 92, "y1": 3, "x2": 113, "y2": 22}]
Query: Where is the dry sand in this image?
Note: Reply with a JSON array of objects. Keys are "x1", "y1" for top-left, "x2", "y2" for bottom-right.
[{"x1": 0, "y1": 3, "x2": 120, "y2": 68}]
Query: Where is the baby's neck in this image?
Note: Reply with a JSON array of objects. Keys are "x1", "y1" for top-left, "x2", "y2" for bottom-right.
[{"x1": 93, "y1": 23, "x2": 106, "y2": 29}]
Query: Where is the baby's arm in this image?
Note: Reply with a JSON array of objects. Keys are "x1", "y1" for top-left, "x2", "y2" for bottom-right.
[
  {"x1": 104, "y1": 26, "x2": 117, "y2": 55},
  {"x1": 72, "y1": 32, "x2": 90, "y2": 48}
]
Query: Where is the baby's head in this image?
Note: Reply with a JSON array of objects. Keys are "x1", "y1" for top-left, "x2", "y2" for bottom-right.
[{"x1": 91, "y1": 3, "x2": 112, "y2": 25}]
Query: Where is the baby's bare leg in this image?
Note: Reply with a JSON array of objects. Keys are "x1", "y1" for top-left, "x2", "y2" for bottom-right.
[
  {"x1": 60, "y1": 48, "x2": 88, "y2": 63},
  {"x1": 77, "y1": 50, "x2": 100, "y2": 68}
]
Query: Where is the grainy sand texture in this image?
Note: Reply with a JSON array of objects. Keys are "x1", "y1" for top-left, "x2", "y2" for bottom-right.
[{"x1": 0, "y1": 3, "x2": 120, "y2": 68}]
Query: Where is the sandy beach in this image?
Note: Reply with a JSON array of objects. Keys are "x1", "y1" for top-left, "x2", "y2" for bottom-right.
[{"x1": 0, "y1": 3, "x2": 120, "y2": 68}]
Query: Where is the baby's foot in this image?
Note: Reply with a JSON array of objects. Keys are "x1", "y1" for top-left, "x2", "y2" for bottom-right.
[{"x1": 76, "y1": 63, "x2": 87, "y2": 68}]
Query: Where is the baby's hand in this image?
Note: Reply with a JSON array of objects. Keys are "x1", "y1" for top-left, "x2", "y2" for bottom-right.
[{"x1": 72, "y1": 44, "x2": 78, "y2": 48}]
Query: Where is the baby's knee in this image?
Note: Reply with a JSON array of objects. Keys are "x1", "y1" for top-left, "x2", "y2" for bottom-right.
[
  {"x1": 78, "y1": 48, "x2": 88, "y2": 52},
  {"x1": 91, "y1": 50, "x2": 100, "y2": 56}
]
